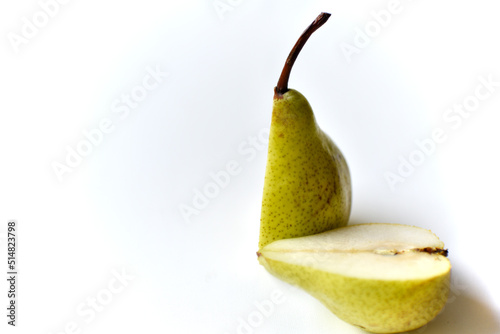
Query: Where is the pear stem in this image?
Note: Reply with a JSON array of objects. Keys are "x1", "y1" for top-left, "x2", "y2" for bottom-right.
[{"x1": 274, "y1": 12, "x2": 331, "y2": 99}]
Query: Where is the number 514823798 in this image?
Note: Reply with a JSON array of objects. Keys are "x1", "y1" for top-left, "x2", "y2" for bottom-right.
[{"x1": 7, "y1": 221, "x2": 16, "y2": 271}]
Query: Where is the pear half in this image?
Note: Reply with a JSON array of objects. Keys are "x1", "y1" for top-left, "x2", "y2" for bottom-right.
[
  {"x1": 258, "y1": 12, "x2": 351, "y2": 249},
  {"x1": 258, "y1": 223, "x2": 451, "y2": 333}
]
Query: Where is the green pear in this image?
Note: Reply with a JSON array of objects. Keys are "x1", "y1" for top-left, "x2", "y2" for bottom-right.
[
  {"x1": 258, "y1": 223, "x2": 451, "y2": 333},
  {"x1": 259, "y1": 12, "x2": 351, "y2": 249}
]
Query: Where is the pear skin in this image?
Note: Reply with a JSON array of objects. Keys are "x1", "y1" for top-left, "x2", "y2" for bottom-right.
[{"x1": 259, "y1": 89, "x2": 351, "y2": 248}]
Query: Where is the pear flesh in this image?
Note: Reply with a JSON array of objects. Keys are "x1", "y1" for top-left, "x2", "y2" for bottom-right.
[
  {"x1": 258, "y1": 223, "x2": 451, "y2": 333},
  {"x1": 258, "y1": 89, "x2": 351, "y2": 249}
]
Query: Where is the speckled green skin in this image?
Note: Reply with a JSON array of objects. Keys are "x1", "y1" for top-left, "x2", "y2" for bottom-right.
[
  {"x1": 258, "y1": 89, "x2": 351, "y2": 249},
  {"x1": 259, "y1": 254, "x2": 450, "y2": 333}
]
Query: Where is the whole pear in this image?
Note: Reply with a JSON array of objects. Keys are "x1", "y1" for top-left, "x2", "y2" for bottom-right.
[{"x1": 259, "y1": 12, "x2": 351, "y2": 249}]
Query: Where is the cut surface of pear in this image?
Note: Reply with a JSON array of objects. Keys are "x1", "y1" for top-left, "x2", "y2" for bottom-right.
[{"x1": 258, "y1": 223, "x2": 451, "y2": 333}]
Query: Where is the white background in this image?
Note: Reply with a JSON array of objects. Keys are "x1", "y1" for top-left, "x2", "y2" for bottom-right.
[{"x1": 1, "y1": 0, "x2": 500, "y2": 333}]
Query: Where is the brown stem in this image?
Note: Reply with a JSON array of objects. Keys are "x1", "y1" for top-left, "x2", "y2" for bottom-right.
[{"x1": 274, "y1": 12, "x2": 331, "y2": 99}]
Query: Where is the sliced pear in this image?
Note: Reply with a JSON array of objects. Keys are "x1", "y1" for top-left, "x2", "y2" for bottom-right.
[{"x1": 257, "y1": 223, "x2": 451, "y2": 333}]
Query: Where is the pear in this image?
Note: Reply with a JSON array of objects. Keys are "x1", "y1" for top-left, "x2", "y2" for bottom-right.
[
  {"x1": 258, "y1": 223, "x2": 451, "y2": 333},
  {"x1": 259, "y1": 12, "x2": 351, "y2": 249}
]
